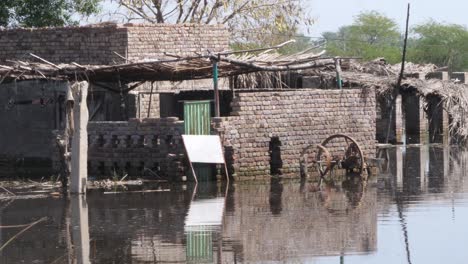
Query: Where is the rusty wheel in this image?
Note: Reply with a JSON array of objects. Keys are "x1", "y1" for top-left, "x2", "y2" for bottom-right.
[
  {"x1": 316, "y1": 144, "x2": 333, "y2": 178},
  {"x1": 317, "y1": 134, "x2": 365, "y2": 176}
]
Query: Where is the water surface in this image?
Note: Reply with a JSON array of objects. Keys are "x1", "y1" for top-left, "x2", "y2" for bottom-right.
[{"x1": 1, "y1": 145, "x2": 468, "y2": 263}]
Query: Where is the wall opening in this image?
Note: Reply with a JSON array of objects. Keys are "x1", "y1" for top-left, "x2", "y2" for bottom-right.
[
  {"x1": 269, "y1": 137, "x2": 283, "y2": 175},
  {"x1": 403, "y1": 93, "x2": 420, "y2": 144}
]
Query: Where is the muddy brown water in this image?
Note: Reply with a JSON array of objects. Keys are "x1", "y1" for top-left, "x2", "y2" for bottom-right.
[{"x1": 1, "y1": 145, "x2": 468, "y2": 263}]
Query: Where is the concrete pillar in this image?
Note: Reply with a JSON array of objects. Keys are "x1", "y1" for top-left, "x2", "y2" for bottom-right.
[
  {"x1": 395, "y1": 94, "x2": 405, "y2": 144},
  {"x1": 71, "y1": 196, "x2": 90, "y2": 263},
  {"x1": 71, "y1": 81, "x2": 89, "y2": 194}
]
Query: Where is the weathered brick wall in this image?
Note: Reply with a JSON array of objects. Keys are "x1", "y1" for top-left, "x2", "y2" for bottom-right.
[
  {"x1": 126, "y1": 24, "x2": 229, "y2": 61},
  {"x1": 213, "y1": 89, "x2": 376, "y2": 179},
  {"x1": 136, "y1": 92, "x2": 160, "y2": 118},
  {"x1": 0, "y1": 25, "x2": 127, "y2": 65},
  {"x1": 0, "y1": 23, "x2": 229, "y2": 65},
  {"x1": 87, "y1": 118, "x2": 185, "y2": 179}
]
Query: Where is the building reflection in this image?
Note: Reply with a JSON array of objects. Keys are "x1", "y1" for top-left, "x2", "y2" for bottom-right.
[
  {"x1": 4, "y1": 146, "x2": 468, "y2": 263},
  {"x1": 221, "y1": 179, "x2": 378, "y2": 262}
]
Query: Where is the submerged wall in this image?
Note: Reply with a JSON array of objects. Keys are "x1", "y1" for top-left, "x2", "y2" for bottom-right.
[
  {"x1": 86, "y1": 118, "x2": 185, "y2": 178},
  {"x1": 213, "y1": 89, "x2": 376, "y2": 179}
]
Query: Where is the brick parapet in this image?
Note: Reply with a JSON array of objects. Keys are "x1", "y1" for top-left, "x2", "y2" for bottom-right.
[{"x1": 86, "y1": 117, "x2": 185, "y2": 179}]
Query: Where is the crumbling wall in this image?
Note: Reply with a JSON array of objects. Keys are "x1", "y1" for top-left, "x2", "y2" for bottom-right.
[
  {"x1": 213, "y1": 89, "x2": 376, "y2": 179},
  {"x1": 87, "y1": 118, "x2": 185, "y2": 179}
]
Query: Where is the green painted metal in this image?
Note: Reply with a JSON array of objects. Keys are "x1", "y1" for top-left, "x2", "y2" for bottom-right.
[
  {"x1": 184, "y1": 100, "x2": 211, "y2": 135},
  {"x1": 186, "y1": 226, "x2": 213, "y2": 263}
]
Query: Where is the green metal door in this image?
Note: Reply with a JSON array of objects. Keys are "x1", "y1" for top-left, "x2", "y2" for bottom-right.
[{"x1": 184, "y1": 100, "x2": 211, "y2": 135}]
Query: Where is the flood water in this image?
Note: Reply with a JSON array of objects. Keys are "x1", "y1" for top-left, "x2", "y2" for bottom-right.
[{"x1": 1, "y1": 145, "x2": 468, "y2": 263}]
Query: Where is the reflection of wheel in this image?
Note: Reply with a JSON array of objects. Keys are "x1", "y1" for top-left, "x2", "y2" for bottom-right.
[{"x1": 317, "y1": 134, "x2": 365, "y2": 177}]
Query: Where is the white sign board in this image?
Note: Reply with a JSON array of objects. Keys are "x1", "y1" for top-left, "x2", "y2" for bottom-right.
[{"x1": 182, "y1": 135, "x2": 225, "y2": 164}]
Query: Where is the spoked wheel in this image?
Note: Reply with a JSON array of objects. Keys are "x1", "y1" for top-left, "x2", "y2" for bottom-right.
[
  {"x1": 317, "y1": 134, "x2": 365, "y2": 178},
  {"x1": 316, "y1": 144, "x2": 333, "y2": 179}
]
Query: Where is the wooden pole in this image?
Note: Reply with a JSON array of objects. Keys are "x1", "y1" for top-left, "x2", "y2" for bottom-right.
[
  {"x1": 213, "y1": 59, "x2": 220, "y2": 117},
  {"x1": 147, "y1": 81, "x2": 154, "y2": 118},
  {"x1": 385, "y1": 3, "x2": 411, "y2": 144},
  {"x1": 70, "y1": 81, "x2": 89, "y2": 195},
  {"x1": 334, "y1": 57, "x2": 343, "y2": 89}
]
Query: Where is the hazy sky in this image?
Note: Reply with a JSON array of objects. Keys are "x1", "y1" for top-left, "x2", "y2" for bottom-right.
[
  {"x1": 307, "y1": 0, "x2": 467, "y2": 36},
  {"x1": 97, "y1": 0, "x2": 467, "y2": 36}
]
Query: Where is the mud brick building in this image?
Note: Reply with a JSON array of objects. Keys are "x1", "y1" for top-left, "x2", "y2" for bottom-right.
[{"x1": 0, "y1": 23, "x2": 378, "y2": 180}]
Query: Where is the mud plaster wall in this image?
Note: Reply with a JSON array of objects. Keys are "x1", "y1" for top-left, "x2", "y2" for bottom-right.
[
  {"x1": 0, "y1": 80, "x2": 67, "y2": 158},
  {"x1": 213, "y1": 89, "x2": 376, "y2": 179}
]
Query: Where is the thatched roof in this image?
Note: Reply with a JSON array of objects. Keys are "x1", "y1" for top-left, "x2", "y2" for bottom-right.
[
  {"x1": 0, "y1": 51, "x2": 332, "y2": 83},
  {"x1": 313, "y1": 59, "x2": 468, "y2": 140}
]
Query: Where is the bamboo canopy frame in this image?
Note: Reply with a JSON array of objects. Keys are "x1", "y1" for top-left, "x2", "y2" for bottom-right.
[
  {"x1": 0, "y1": 49, "x2": 467, "y2": 140},
  {"x1": 0, "y1": 50, "x2": 332, "y2": 84}
]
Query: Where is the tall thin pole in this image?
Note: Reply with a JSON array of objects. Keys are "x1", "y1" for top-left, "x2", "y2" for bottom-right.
[
  {"x1": 213, "y1": 58, "x2": 220, "y2": 117},
  {"x1": 398, "y1": 3, "x2": 411, "y2": 88},
  {"x1": 385, "y1": 3, "x2": 411, "y2": 144}
]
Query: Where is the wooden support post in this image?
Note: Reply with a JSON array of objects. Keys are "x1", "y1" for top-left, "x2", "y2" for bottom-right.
[
  {"x1": 71, "y1": 81, "x2": 89, "y2": 195},
  {"x1": 213, "y1": 59, "x2": 220, "y2": 117},
  {"x1": 334, "y1": 58, "x2": 343, "y2": 89}
]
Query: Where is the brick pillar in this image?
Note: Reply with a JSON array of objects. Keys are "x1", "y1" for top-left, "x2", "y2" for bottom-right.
[
  {"x1": 419, "y1": 97, "x2": 429, "y2": 144},
  {"x1": 440, "y1": 72, "x2": 451, "y2": 145},
  {"x1": 396, "y1": 146, "x2": 403, "y2": 189},
  {"x1": 395, "y1": 94, "x2": 405, "y2": 144}
]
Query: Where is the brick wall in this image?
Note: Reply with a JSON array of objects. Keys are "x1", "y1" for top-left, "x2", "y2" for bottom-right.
[
  {"x1": 0, "y1": 25, "x2": 127, "y2": 65},
  {"x1": 0, "y1": 23, "x2": 229, "y2": 65},
  {"x1": 213, "y1": 89, "x2": 376, "y2": 179},
  {"x1": 126, "y1": 24, "x2": 229, "y2": 61},
  {"x1": 136, "y1": 92, "x2": 160, "y2": 118},
  {"x1": 87, "y1": 118, "x2": 185, "y2": 179}
]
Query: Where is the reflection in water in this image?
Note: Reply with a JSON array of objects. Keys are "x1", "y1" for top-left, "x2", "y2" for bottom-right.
[
  {"x1": 2, "y1": 146, "x2": 468, "y2": 263},
  {"x1": 269, "y1": 177, "x2": 283, "y2": 215}
]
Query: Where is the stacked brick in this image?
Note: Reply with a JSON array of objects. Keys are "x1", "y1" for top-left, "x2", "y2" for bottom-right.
[
  {"x1": 0, "y1": 25, "x2": 127, "y2": 65},
  {"x1": 136, "y1": 93, "x2": 160, "y2": 118},
  {"x1": 87, "y1": 117, "x2": 185, "y2": 179},
  {"x1": 0, "y1": 23, "x2": 229, "y2": 65},
  {"x1": 126, "y1": 24, "x2": 229, "y2": 61},
  {"x1": 213, "y1": 89, "x2": 376, "y2": 179}
]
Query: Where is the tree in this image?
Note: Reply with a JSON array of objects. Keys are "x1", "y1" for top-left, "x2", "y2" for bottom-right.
[
  {"x1": 323, "y1": 11, "x2": 401, "y2": 63},
  {"x1": 111, "y1": 0, "x2": 312, "y2": 46},
  {"x1": 0, "y1": 0, "x2": 100, "y2": 27},
  {"x1": 409, "y1": 21, "x2": 468, "y2": 71}
]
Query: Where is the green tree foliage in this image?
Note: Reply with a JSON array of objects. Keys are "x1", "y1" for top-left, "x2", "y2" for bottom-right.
[
  {"x1": 409, "y1": 21, "x2": 468, "y2": 71},
  {"x1": 113, "y1": 0, "x2": 312, "y2": 46},
  {"x1": 0, "y1": 0, "x2": 100, "y2": 27},
  {"x1": 323, "y1": 11, "x2": 401, "y2": 63}
]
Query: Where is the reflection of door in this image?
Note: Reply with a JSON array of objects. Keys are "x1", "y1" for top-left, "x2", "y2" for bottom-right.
[{"x1": 184, "y1": 100, "x2": 211, "y2": 135}]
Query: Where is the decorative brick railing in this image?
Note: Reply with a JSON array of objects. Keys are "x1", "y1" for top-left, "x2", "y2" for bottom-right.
[{"x1": 87, "y1": 117, "x2": 185, "y2": 179}]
